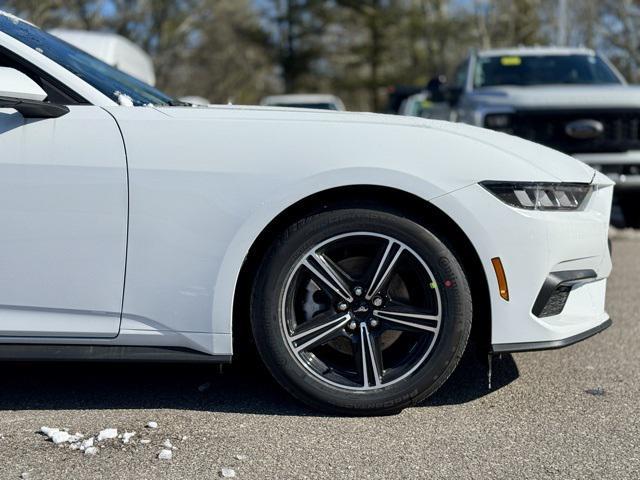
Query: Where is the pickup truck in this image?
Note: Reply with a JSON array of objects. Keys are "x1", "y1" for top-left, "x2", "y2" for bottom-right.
[{"x1": 426, "y1": 47, "x2": 640, "y2": 227}]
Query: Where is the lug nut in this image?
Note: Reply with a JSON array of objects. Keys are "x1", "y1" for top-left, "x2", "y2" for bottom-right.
[
  {"x1": 370, "y1": 319, "x2": 379, "y2": 328},
  {"x1": 337, "y1": 302, "x2": 348, "y2": 312},
  {"x1": 348, "y1": 320, "x2": 357, "y2": 330},
  {"x1": 372, "y1": 297, "x2": 383, "y2": 307},
  {"x1": 354, "y1": 286, "x2": 364, "y2": 296}
]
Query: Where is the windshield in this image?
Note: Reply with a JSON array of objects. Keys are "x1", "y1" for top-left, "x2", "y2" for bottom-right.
[
  {"x1": 474, "y1": 54, "x2": 622, "y2": 88},
  {"x1": 0, "y1": 13, "x2": 178, "y2": 106}
]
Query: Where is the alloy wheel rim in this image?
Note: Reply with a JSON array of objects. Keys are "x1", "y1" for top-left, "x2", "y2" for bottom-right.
[{"x1": 280, "y1": 232, "x2": 442, "y2": 391}]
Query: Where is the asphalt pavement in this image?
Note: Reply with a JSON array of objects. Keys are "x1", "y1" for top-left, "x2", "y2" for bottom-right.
[{"x1": 0, "y1": 232, "x2": 638, "y2": 479}]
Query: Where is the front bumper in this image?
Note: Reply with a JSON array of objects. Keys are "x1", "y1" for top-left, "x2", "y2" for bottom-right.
[
  {"x1": 491, "y1": 317, "x2": 611, "y2": 353},
  {"x1": 431, "y1": 177, "x2": 613, "y2": 350}
]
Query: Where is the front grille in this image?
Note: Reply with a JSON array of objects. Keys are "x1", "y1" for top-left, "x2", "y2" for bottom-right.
[
  {"x1": 537, "y1": 285, "x2": 571, "y2": 318},
  {"x1": 532, "y1": 270, "x2": 596, "y2": 318},
  {"x1": 506, "y1": 110, "x2": 640, "y2": 154}
]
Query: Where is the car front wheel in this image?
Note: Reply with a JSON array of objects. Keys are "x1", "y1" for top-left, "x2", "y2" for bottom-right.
[{"x1": 250, "y1": 208, "x2": 472, "y2": 415}]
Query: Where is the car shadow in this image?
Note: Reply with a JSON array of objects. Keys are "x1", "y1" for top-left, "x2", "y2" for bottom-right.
[
  {"x1": 423, "y1": 350, "x2": 519, "y2": 407},
  {"x1": 0, "y1": 352, "x2": 519, "y2": 417}
]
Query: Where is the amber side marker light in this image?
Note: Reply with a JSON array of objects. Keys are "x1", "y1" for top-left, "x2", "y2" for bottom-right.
[{"x1": 491, "y1": 257, "x2": 510, "y2": 301}]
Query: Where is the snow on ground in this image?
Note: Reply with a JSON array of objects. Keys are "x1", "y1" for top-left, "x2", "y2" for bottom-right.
[
  {"x1": 96, "y1": 428, "x2": 118, "y2": 441},
  {"x1": 37, "y1": 422, "x2": 176, "y2": 461},
  {"x1": 39, "y1": 427, "x2": 82, "y2": 445},
  {"x1": 158, "y1": 449, "x2": 172, "y2": 460}
]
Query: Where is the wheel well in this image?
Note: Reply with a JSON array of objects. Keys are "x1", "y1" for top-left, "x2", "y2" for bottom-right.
[{"x1": 232, "y1": 185, "x2": 491, "y2": 360}]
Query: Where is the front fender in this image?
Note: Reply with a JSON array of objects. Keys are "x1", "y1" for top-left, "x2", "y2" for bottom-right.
[{"x1": 210, "y1": 167, "x2": 464, "y2": 342}]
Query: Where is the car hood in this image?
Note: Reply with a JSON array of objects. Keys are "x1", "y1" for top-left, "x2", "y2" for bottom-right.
[
  {"x1": 470, "y1": 84, "x2": 640, "y2": 109},
  {"x1": 422, "y1": 118, "x2": 596, "y2": 183},
  {"x1": 155, "y1": 104, "x2": 596, "y2": 184}
]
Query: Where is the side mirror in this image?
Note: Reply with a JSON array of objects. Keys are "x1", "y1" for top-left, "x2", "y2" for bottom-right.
[{"x1": 0, "y1": 67, "x2": 69, "y2": 118}]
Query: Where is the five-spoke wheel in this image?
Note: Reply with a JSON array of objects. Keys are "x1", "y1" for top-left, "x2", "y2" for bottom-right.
[
  {"x1": 282, "y1": 233, "x2": 442, "y2": 391},
  {"x1": 251, "y1": 208, "x2": 472, "y2": 415}
]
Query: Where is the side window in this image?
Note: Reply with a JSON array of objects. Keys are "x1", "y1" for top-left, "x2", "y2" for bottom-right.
[
  {"x1": 453, "y1": 59, "x2": 470, "y2": 90},
  {"x1": 0, "y1": 48, "x2": 85, "y2": 104}
]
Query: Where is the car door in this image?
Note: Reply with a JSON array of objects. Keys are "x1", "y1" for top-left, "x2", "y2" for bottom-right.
[{"x1": 0, "y1": 101, "x2": 127, "y2": 338}]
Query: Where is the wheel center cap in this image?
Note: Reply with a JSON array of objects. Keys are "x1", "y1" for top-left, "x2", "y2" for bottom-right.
[{"x1": 353, "y1": 302, "x2": 370, "y2": 317}]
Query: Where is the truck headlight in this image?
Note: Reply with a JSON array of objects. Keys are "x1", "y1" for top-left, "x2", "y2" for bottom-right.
[{"x1": 480, "y1": 181, "x2": 593, "y2": 211}]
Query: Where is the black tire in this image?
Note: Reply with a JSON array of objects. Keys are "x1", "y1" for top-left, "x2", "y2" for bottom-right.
[
  {"x1": 250, "y1": 208, "x2": 472, "y2": 415},
  {"x1": 619, "y1": 192, "x2": 640, "y2": 229}
]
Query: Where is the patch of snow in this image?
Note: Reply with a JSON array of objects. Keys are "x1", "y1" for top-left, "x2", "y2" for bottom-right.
[
  {"x1": 84, "y1": 446, "x2": 98, "y2": 456},
  {"x1": 146, "y1": 421, "x2": 158, "y2": 429},
  {"x1": 51, "y1": 431, "x2": 70, "y2": 444},
  {"x1": 122, "y1": 432, "x2": 136, "y2": 444},
  {"x1": 140, "y1": 439, "x2": 151, "y2": 444},
  {"x1": 40, "y1": 427, "x2": 72, "y2": 444},
  {"x1": 97, "y1": 428, "x2": 118, "y2": 441},
  {"x1": 158, "y1": 449, "x2": 173, "y2": 460},
  {"x1": 220, "y1": 468, "x2": 237, "y2": 478},
  {"x1": 80, "y1": 437, "x2": 95, "y2": 451},
  {"x1": 234, "y1": 454, "x2": 248, "y2": 461},
  {"x1": 114, "y1": 91, "x2": 134, "y2": 107},
  {"x1": 20, "y1": 473, "x2": 30, "y2": 479},
  {"x1": 162, "y1": 439, "x2": 173, "y2": 449}
]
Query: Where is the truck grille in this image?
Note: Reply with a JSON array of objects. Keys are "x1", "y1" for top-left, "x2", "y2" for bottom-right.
[{"x1": 508, "y1": 110, "x2": 640, "y2": 154}]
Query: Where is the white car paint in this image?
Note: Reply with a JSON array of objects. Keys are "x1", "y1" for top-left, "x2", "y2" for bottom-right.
[
  {"x1": 0, "y1": 66, "x2": 46, "y2": 100},
  {"x1": 0, "y1": 14, "x2": 613, "y2": 358},
  {"x1": 0, "y1": 106, "x2": 127, "y2": 338}
]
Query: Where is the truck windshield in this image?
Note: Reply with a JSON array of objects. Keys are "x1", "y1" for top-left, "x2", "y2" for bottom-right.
[
  {"x1": 474, "y1": 54, "x2": 622, "y2": 88},
  {"x1": 0, "y1": 12, "x2": 179, "y2": 106}
]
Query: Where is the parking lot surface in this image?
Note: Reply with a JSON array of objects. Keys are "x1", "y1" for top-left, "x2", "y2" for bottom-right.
[{"x1": 0, "y1": 233, "x2": 638, "y2": 480}]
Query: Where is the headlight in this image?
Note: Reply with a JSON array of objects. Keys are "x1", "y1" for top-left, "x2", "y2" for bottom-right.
[{"x1": 481, "y1": 181, "x2": 593, "y2": 211}]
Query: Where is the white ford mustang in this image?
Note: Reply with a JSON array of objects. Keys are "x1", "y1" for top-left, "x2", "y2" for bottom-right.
[{"x1": 0, "y1": 12, "x2": 613, "y2": 414}]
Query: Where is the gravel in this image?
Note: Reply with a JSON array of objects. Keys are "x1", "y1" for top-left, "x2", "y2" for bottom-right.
[{"x1": 0, "y1": 237, "x2": 638, "y2": 479}]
